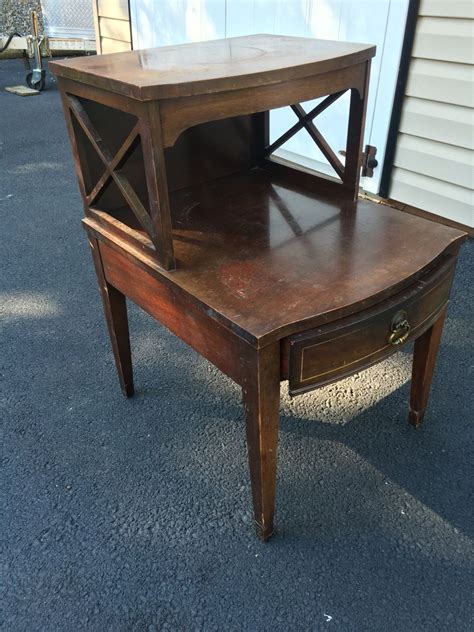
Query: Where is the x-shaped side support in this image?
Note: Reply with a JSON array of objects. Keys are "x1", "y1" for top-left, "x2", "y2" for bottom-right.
[
  {"x1": 67, "y1": 94, "x2": 156, "y2": 240},
  {"x1": 264, "y1": 90, "x2": 346, "y2": 181}
]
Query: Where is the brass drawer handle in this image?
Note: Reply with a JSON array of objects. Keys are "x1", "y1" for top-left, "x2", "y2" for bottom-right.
[{"x1": 388, "y1": 310, "x2": 411, "y2": 346}]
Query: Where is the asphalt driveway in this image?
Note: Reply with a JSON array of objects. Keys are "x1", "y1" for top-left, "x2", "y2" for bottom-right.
[{"x1": 1, "y1": 58, "x2": 473, "y2": 631}]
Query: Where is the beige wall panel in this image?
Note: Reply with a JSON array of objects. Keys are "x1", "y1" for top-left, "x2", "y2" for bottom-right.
[
  {"x1": 98, "y1": 0, "x2": 130, "y2": 20},
  {"x1": 100, "y1": 36, "x2": 131, "y2": 53},
  {"x1": 99, "y1": 16, "x2": 131, "y2": 43}
]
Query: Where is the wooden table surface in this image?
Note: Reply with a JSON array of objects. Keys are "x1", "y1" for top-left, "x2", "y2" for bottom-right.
[
  {"x1": 102, "y1": 168, "x2": 465, "y2": 345},
  {"x1": 49, "y1": 34, "x2": 375, "y2": 100}
]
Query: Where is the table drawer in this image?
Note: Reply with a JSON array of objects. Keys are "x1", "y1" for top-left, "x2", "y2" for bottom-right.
[{"x1": 284, "y1": 257, "x2": 456, "y2": 395}]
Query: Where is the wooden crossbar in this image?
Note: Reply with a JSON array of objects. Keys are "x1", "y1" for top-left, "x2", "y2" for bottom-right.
[
  {"x1": 291, "y1": 104, "x2": 345, "y2": 180},
  {"x1": 264, "y1": 90, "x2": 346, "y2": 158},
  {"x1": 86, "y1": 126, "x2": 140, "y2": 206},
  {"x1": 67, "y1": 94, "x2": 156, "y2": 240}
]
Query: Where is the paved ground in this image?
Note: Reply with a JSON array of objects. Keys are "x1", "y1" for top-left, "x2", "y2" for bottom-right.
[{"x1": 1, "y1": 58, "x2": 473, "y2": 632}]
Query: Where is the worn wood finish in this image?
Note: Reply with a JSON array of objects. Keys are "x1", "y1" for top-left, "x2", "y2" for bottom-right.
[
  {"x1": 265, "y1": 91, "x2": 345, "y2": 157},
  {"x1": 51, "y1": 35, "x2": 467, "y2": 540},
  {"x1": 164, "y1": 115, "x2": 260, "y2": 193},
  {"x1": 88, "y1": 237, "x2": 134, "y2": 397},
  {"x1": 283, "y1": 256, "x2": 456, "y2": 394},
  {"x1": 344, "y1": 90, "x2": 365, "y2": 190},
  {"x1": 57, "y1": 80, "x2": 176, "y2": 270},
  {"x1": 343, "y1": 62, "x2": 371, "y2": 197},
  {"x1": 81, "y1": 168, "x2": 465, "y2": 347},
  {"x1": 164, "y1": 169, "x2": 465, "y2": 345},
  {"x1": 49, "y1": 34, "x2": 375, "y2": 100},
  {"x1": 409, "y1": 305, "x2": 449, "y2": 428},
  {"x1": 59, "y1": 89, "x2": 94, "y2": 210},
  {"x1": 291, "y1": 102, "x2": 345, "y2": 179},
  {"x1": 58, "y1": 77, "x2": 139, "y2": 114},
  {"x1": 96, "y1": 237, "x2": 247, "y2": 385},
  {"x1": 242, "y1": 342, "x2": 280, "y2": 541},
  {"x1": 158, "y1": 63, "x2": 366, "y2": 148},
  {"x1": 54, "y1": 38, "x2": 372, "y2": 271},
  {"x1": 140, "y1": 101, "x2": 175, "y2": 270}
]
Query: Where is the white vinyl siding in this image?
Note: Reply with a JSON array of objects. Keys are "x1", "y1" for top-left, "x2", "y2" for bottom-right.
[
  {"x1": 418, "y1": 1, "x2": 473, "y2": 19},
  {"x1": 406, "y1": 59, "x2": 474, "y2": 107},
  {"x1": 399, "y1": 97, "x2": 474, "y2": 149},
  {"x1": 394, "y1": 135, "x2": 473, "y2": 189},
  {"x1": 390, "y1": 168, "x2": 473, "y2": 226},
  {"x1": 390, "y1": 1, "x2": 474, "y2": 227},
  {"x1": 413, "y1": 17, "x2": 474, "y2": 63}
]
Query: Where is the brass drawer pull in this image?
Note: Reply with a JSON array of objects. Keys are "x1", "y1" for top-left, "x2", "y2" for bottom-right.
[{"x1": 388, "y1": 310, "x2": 411, "y2": 346}]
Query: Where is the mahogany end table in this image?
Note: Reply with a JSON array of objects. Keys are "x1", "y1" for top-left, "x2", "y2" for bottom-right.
[{"x1": 51, "y1": 35, "x2": 466, "y2": 540}]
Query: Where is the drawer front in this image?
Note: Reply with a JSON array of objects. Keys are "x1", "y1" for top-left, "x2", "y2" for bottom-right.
[{"x1": 285, "y1": 257, "x2": 456, "y2": 395}]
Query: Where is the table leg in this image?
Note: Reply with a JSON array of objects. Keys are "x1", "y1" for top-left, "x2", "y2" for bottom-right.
[
  {"x1": 88, "y1": 238, "x2": 134, "y2": 398},
  {"x1": 242, "y1": 342, "x2": 280, "y2": 540},
  {"x1": 409, "y1": 305, "x2": 448, "y2": 427}
]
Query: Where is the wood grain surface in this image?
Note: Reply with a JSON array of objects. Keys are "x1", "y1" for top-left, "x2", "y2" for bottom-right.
[{"x1": 50, "y1": 34, "x2": 375, "y2": 100}]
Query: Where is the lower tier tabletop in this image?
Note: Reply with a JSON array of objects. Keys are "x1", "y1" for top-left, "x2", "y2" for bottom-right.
[{"x1": 85, "y1": 167, "x2": 465, "y2": 346}]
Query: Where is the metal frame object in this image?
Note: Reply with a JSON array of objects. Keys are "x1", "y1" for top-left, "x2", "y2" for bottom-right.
[
  {"x1": 0, "y1": 10, "x2": 95, "y2": 93},
  {"x1": 26, "y1": 11, "x2": 46, "y2": 91}
]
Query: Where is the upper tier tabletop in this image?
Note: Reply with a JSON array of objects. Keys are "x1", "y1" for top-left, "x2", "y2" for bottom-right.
[{"x1": 49, "y1": 34, "x2": 375, "y2": 101}]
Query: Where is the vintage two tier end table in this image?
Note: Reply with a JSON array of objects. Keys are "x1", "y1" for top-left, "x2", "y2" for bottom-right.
[{"x1": 51, "y1": 35, "x2": 466, "y2": 540}]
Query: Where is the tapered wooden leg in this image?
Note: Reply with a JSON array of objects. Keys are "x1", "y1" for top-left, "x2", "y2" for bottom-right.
[
  {"x1": 88, "y1": 238, "x2": 134, "y2": 397},
  {"x1": 242, "y1": 342, "x2": 280, "y2": 541},
  {"x1": 409, "y1": 306, "x2": 448, "y2": 427}
]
